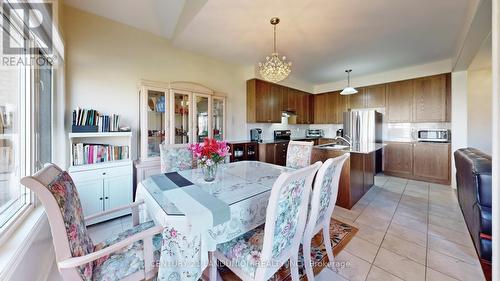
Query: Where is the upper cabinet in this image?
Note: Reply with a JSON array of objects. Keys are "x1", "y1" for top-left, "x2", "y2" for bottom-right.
[
  {"x1": 364, "y1": 84, "x2": 386, "y2": 108},
  {"x1": 248, "y1": 73, "x2": 450, "y2": 125},
  {"x1": 386, "y1": 80, "x2": 414, "y2": 123},
  {"x1": 247, "y1": 79, "x2": 311, "y2": 124},
  {"x1": 348, "y1": 88, "x2": 365, "y2": 109},
  {"x1": 312, "y1": 91, "x2": 346, "y2": 124},
  {"x1": 347, "y1": 84, "x2": 385, "y2": 109},
  {"x1": 139, "y1": 81, "x2": 226, "y2": 161},
  {"x1": 413, "y1": 74, "x2": 448, "y2": 122}
]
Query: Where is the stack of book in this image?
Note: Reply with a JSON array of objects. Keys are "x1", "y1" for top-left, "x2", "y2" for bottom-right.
[
  {"x1": 72, "y1": 108, "x2": 121, "y2": 132},
  {"x1": 72, "y1": 143, "x2": 129, "y2": 166}
]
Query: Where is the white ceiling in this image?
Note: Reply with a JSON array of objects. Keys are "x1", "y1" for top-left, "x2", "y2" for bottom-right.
[{"x1": 64, "y1": 0, "x2": 472, "y2": 84}]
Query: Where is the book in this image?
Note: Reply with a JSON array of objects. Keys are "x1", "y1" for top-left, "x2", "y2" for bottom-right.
[
  {"x1": 72, "y1": 143, "x2": 129, "y2": 166},
  {"x1": 72, "y1": 108, "x2": 121, "y2": 132}
]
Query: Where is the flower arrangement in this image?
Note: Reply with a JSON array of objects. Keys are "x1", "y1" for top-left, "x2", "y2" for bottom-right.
[
  {"x1": 189, "y1": 138, "x2": 229, "y2": 181},
  {"x1": 189, "y1": 138, "x2": 229, "y2": 166}
]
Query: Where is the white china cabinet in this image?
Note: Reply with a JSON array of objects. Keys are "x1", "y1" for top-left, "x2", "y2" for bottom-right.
[{"x1": 134, "y1": 80, "x2": 226, "y2": 186}]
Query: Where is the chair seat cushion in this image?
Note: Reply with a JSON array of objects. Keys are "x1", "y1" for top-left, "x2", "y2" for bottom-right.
[
  {"x1": 216, "y1": 225, "x2": 265, "y2": 278},
  {"x1": 92, "y1": 220, "x2": 162, "y2": 281}
]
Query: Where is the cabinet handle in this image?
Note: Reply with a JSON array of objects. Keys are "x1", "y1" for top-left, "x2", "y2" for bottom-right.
[
  {"x1": 102, "y1": 172, "x2": 107, "y2": 175},
  {"x1": 99, "y1": 197, "x2": 103, "y2": 200},
  {"x1": 105, "y1": 196, "x2": 109, "y2": 199}
]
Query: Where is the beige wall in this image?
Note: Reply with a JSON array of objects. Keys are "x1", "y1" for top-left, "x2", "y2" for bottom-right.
[
  {"x1": 467, "y1": 67, "x2": 492, "y2": 153},
  {"x1": 64, "y1": 5, "x2": 254, "y2": 160}
]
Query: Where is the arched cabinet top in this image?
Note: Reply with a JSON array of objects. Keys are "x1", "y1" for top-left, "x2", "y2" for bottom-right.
[{"x1": 138, "y1": 79, "x2": 226, "y2": 97}]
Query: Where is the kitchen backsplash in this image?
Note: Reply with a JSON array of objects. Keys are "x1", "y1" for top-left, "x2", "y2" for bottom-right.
[
  {"x1": 247, "y1": 111, "x2": 450, "y2": 142},
  {"x1": 383, "y1": 122, "x2": 451, "y2": 142},
  {"x1": 247, "y1": 117, "x2": 310, "y2": 140}
]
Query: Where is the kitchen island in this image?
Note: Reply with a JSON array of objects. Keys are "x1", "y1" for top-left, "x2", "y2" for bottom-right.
[{"x1": 312, "y1": 142, "x2": 385, "y2": 209}]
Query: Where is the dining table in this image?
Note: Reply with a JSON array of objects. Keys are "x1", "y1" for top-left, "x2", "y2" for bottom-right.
[{"x1": 135, "y1": 160, "x2": 294, "y2": 281}]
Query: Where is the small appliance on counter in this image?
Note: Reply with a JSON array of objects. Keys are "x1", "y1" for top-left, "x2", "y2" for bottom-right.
[
  {"x1": 336, "y1": 128, "x2": 344, "y2": 137},
  {"x1": 305, "y1": 129, "x2": 324, "y2": 138},
  {"x1": 250, "y1": 128, "x2": 262, "y2": 142},
  {"x1": 274, "y1": 130, "x2": 291, "y2": 141},
  {"x1": 417, "y1": 129, "x2": 450, "y2": 142}
]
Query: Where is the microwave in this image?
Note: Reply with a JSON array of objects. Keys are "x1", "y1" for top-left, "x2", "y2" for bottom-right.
[{"x1": 417, "y1": 129, "x2": 450, "y2": 142}]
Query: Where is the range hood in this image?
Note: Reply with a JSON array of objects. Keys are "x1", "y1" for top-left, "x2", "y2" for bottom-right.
[
  {"x1": 281, "y1": 110, "x2": 297, "y2": 118},
  {"x1": 282, "y1": 111, "x2": 298, "y2": 124}
]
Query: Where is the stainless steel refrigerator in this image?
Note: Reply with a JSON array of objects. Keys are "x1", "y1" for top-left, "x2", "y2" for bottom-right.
[{"x1": 343, "y1": 110, "x2": 383, "y2": 146}]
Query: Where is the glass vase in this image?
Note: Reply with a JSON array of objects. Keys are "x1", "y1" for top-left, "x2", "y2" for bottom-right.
[{"x1": 202, "y1": 164, "x2": 218, "y2": 182}]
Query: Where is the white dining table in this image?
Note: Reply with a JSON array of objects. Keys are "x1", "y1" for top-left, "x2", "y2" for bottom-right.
[{"x1": 135, "y1": 161, "x2": 294, "y2": 281}]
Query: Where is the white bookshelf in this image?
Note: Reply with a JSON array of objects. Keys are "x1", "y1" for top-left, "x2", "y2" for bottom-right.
[
  {"x1": 68, "y1": 132, "x2": 132, "y2": 170},
  {"x1": 68, "y1": 131, "x2": 133, "y2": 224}
]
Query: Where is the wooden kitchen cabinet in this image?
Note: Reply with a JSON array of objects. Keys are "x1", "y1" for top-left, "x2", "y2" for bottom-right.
[
  {"x1": 247, "y1": 79, "x2": 311, "y2": 124},
  {"x1": 365, "y1": 84, "x2": 386, "y2": 108},
  {"x1": 413, "y1": 142, "x2": 450, "y2": 183},
  {"x1": 383, "y1": 141, "x2": 451, "y2": 184},
  {"x1": 335, "y1": 92, "x2": 349, "y2": 123},
  {"x1": 383, "y1": 142, "x2": 413, "y2": 175},
  {"x1": 313, "y1": 93, "x2": 328, "y2": 124},
  {"x1": 247, "y1": 79, "x2": 279, "y2": 123},
  {"x1": 348, "y1": 88, "x2": 365, "y2": 109},
  {"x1": 386, "y1": 80, "x2": 414, "y2": 122},
  {"x1": 313, "y1": 91, "x2": 346, "y2": 124},
  {"x1": 258, "y1": 142, "x2": 288, "y2": 166},
  {"x1": 413, "y1": 74, "x2": 447, "y2": 122}
]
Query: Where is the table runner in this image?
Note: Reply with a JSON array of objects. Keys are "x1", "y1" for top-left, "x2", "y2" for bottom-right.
[
  {"x1": 145, "y1": 173, "x2": 230, "y2": 230},
  {"x1": 136, "y1": 161, "x2": 294, "y2": 281}
]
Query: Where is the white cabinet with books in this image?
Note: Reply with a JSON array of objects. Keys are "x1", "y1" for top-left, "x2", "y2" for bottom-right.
[{"x1": 68, "y1": 132, "x2": 133, "y2": 224}]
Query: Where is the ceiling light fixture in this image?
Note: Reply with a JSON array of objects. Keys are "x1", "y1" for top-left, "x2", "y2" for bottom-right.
[
  {"x1": 258, "y1": 17, "x2": 292, "y2": 83},
  {"x1": 340, "y1": 69, "x2": 358, "y2": 95}
]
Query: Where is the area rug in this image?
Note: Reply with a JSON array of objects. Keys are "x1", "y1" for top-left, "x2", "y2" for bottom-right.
[{"x1": 218, "y1": 218, "x2": 358, "y2": 281}]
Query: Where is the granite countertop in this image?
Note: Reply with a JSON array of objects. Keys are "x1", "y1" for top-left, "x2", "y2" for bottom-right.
[{"x1": 314, "y1": 142, "x2": 385, "y2": 154}]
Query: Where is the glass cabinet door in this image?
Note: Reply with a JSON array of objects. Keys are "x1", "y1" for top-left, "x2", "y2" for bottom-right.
[
  {"x1": 146, "y1": 89, "x2": 166, "y2": 157},
  {"x1": 173, "y1": 92, "x2": 191, "y2": 144},
  {"x1": 212, "y1": 97, "x2": 225, "y2": 140},
  {"x1": 194, "y1": 95, "x2": 210, "y2": 143}
]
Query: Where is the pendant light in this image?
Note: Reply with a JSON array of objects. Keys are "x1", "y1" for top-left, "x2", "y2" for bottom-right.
[
  {"x1": 258, "y1": 17, "x2": 292, "y2": 83},
  {"x1": 340, "y1": 69, "x2": 358, "y2": 95}
]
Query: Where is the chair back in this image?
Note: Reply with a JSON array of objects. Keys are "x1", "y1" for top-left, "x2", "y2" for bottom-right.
[
  {"x1": 286, "y1": 141, "x2": 314, "y2": 169},
  {"x1": 257, "y1": 161, "x2": 321, "y2": 279},
  {"x1": 305, "y1": 154, "x2": 349, "y2": 236},
  {"x1": 21, "y1": 164, "x2": 92, "y2": 281},
  {"x1": 159, "y1": 143, "x2": 194, "y2": 173}
]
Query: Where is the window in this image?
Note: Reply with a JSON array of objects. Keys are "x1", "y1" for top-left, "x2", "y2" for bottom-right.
[{"x1": 0, "y1": 4, "x2": 54, "y2": 234}]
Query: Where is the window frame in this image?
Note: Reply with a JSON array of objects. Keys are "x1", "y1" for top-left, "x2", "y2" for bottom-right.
[{"x1": 0, "y1": 4, "x2": 55, "y2": 241}]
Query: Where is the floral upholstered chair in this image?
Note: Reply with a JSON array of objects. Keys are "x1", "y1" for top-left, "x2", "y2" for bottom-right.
[
  {"x1": 20, "y1": 164, "x2": 163, "y2": 281},
  {"x1": 159, "y1": 143, "x2": 195, "y2": 173},
  {"x1": 302, "y1": 154, "x2": 349, "y2": 280},
  {"x1": 286, "y1": 141, "x2": 314, "y2": 169},
  {"x1": 210, "y1": 162, "x2": 322, "y2": 281}
]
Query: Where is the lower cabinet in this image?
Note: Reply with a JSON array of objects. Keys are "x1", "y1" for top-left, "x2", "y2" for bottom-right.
[
  {"x1": 70, "y1": 162, "x2": 133, "y2": 224},
  {"x1": 413, "y1": 142, "x2": 450, "y2": 182},
  {"x1": 383, "y1": 141, "x2": 450, "y2": 184},
  {"x1": 228, "y1": 142, "x2": 259, "y2": 162},
  {"x1": 259, "y1": 142, "x2": 289, "y2": 166},
  {"x1": 383, "y1": 142, "x2": 414, "y2": 175}
]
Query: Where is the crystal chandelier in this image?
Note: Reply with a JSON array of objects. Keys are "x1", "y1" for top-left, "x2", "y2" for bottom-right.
[{"x1": 258, "y1": 17, "x2": 292, "y2": 83}]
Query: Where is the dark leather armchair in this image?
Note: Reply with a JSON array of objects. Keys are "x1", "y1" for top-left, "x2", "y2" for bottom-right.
[{"x1": 454, "y1": 148, "x2": 491, "y2": 279}]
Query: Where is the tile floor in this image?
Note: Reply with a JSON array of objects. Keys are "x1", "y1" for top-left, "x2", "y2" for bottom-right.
[
  {"x1": 316, "y1": 174, "x2": 485, "y2": 281},
  {"x1": 87, "y1": 174, "x2": 485, "y2": 281}
]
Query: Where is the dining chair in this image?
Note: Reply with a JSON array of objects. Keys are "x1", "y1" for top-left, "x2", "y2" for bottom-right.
[
  {"x1": 159, "y1": 143, "x2": 195, "y2": 173},
  {"x1": 302, "y1": 154, "x2": 350, "y2": 280},
  {"x1": 21, "y1": 164, "x2": 163, "y2": 281},
  {"x1": 286, "y1": 140, "x2": 314, "y2": 169},
  {"x1": 210, "y1": 161, "x2": 322, "y2": 281}
]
